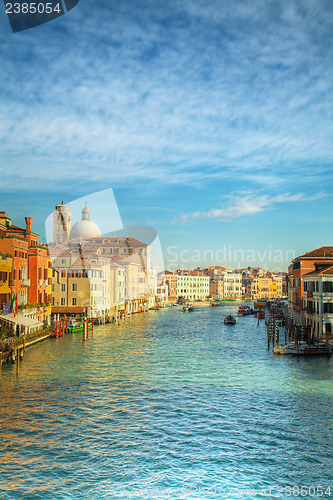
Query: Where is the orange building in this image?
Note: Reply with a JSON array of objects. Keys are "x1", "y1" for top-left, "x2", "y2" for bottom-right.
[
  {"x1": 28, "y1": 246, "x2": 52, "y2": 324},
  {"x1": 0, "y1": 235, "x2": 29, "y2": 307},
  {"x1": 288, "y1": 246, "x2": 333, "y2": 325},
  {"x1": 0, "y1": 211, "x2": 52, "y2": 327}
]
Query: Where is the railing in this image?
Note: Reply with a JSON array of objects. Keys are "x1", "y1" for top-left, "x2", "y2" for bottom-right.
[{"x1": 21, "y1": 279, "x2": 31, "y2": 287}]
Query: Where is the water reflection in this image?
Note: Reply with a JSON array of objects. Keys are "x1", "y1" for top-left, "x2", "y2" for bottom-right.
[{"x1": 1, "y1": 305, "x2": 333, "y2": 498}]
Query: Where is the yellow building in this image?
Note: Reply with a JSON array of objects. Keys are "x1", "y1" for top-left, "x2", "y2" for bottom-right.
[
  {"x1": 0, "y1": 253, "x2": 13, "y2": 310},
  {"x1": 250, "y1": 277, "x2": 278, "y2": 299}
]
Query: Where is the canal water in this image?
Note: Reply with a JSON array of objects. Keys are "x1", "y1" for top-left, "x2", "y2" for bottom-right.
[{"x1": 0, "y1": 304, "x2": 333, "y2": 499}]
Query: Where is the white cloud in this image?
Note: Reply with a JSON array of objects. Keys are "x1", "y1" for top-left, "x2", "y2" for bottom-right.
[
  {"x1": 172, "y1": 191, "x2": 327, "y2": 224},
  {"x1": 0, "y1": 0, "x2": 333, "y2": 193}
]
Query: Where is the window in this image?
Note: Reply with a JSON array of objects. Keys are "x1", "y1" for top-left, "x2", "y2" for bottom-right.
[
  {"x1": 52, "y1": 284, "x2": 55, "y2": 292},
  {"x1": 72, "y1": 298, "x2": 77, "y2": 306},
  {"x1": 61, "y1": 298, "x2": 65, "y2": 306},
  {"x1": 323, "y1": 282, "x2": 333, "y2": 293},
  {"x1": 52, "y1": 297, "x2": 55, "y2": 306},
  {"x1": 324, "y1": 303, "x2": 333, "y2": 313},
  {"x1": 72, "y1": 283, "x2": 77, "y2": 292},
  {"x1": 61, "y1": 284, "x2": 66, "y2": 292}
]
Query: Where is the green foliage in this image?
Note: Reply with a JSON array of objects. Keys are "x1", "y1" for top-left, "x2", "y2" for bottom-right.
[
  {"x1": 0, "y1": 235, "x2": 28, "y2": 242},
  {"x1": 0, "y1": 325, "x2": 9, "y2": 338}
]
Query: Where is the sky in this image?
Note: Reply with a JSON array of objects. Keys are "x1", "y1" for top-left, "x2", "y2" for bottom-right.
[{"x1": 0, "y1": 0, "x2": 333, "y2": 271}]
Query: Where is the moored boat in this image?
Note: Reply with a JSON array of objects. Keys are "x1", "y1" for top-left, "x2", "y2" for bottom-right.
[{"x1": 237, "y1": 306, "x2": 251, "y2": 315}]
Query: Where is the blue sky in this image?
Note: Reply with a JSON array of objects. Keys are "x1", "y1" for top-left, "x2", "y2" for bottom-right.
[{"x1": 1, "y1": 0, "x2": 333, "y2": 270}]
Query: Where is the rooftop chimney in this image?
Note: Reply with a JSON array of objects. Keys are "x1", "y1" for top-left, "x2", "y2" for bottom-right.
[{"x1": 25, "y1": 217, "x2": 33, "y2": 233}]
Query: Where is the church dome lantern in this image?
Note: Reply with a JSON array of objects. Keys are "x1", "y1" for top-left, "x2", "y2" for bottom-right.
[{"x1": 69, "y1": 203, "x2": 101, "y2": 241}]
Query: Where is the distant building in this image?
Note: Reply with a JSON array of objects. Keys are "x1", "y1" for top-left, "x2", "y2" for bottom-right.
[
  {"x1": 50, "y1": 203, "x2": 157, "y2": 319},
  {"x1": 171, "y1": 270, "x2": 210, "y2": 301},
  {"x1": 195, "y1": 266, "x2": 242, "y2": 300}
]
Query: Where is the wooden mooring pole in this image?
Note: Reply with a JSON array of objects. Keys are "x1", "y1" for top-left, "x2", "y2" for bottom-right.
[{"x1": 16, "y1": 348, "x2": 20, "y2": 376}]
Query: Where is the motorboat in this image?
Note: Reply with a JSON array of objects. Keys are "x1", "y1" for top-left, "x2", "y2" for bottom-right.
[
  {"x1": 237, "y1": 306, "x2": 251, "y2": 315},
  {"x1": 224, "y1": 315, "x2": 236, "y2": 325}
]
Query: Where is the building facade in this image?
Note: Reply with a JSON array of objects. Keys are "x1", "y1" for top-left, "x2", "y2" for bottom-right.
[
  {"x1": 303, "y1": 264, "x2": 333, "y2": 341},
  {"x1": 288, "y1": 247, "x2": 333, "y2": 326},
  {"x1": 0, "y1": 253, "x2": 12, "y2": 309}
]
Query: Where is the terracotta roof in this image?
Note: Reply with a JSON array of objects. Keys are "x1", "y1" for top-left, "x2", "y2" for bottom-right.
[
  {"x1": 321, "y1": 267, "x2": 333, "y2": 275},
  {"x1": 82, "y1": 236, "x2": 147, "y2": 247},
  {"x1": 49, "y1": 247, "x2": 72, "y2": 256},
  {"x1": 303, "y1": 265, "x2": 333, "y2": 277},
  {"x1": 297, "y1": 246, "x2": 333, "y2": 259},
  {"x1": 110, "y1": 262, "x2": 125, "y2": 269},
  {"x1": 70, "y1": 258, "x2": 102, "y2": 269}
]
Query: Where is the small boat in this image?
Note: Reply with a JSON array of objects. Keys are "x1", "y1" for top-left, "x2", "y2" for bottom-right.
[
  {"x1": 254, "y1": 311, "x2": 265, "y2": 319},
  {"x1": 183, "y1": 305, "x2": 189, "y2": 312},
  {"x1": 183, "y1": 304, "x2": 195, "y2": 312},
  {"x1": 237, "y1": 306, "x2": 251, "y2": 315},
  {"x1": 212, "y1": 303, "x2": 220, "y2": 307},
  {"x1": 188, "y1": 305, "x2": 195, "y2": 311},
  {"x1": 224, "y1": 315, "x2": 236, "y2": 325}
]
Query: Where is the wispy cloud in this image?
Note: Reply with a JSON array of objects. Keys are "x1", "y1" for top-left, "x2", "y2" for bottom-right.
[
  {"x1": 1, "y1": 0, "x2": 333, "y2": 193},
  {"x1": 172, "y1": 191, "x2": 327, "y2": 224}
]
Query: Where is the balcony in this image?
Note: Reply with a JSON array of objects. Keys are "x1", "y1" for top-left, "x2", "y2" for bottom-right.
[
  {"x1": 38, "y1": 279, "x2": 43, "y2": 287},
  {"x1": 22, "y1": 279, "x2": 31, "y2": 287},
  {"x1": 44, "y1": 280, "x2": 49, "y2": 287}
]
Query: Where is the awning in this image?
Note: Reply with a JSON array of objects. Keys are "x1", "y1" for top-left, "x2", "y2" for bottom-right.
[
  {"x1": 0, "y1": 313, "x2": 43, "y2": 328},
  {"x1": 51, "y1": 307, "x2": 86, "y2": 314}
]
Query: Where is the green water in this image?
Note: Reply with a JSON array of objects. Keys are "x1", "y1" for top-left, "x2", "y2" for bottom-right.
[{"x1": 0, "y1": 304, "x2": 332, "y2": 499}]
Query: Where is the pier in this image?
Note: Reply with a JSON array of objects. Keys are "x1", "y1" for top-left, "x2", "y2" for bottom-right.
[{"x1": 265, "y1": 301, "x2": 333, "y2": 356}]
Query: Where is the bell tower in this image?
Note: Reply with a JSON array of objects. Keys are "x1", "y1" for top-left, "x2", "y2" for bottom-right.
[{"x1": 53, "y1": 201, "x2": 71, "y2": 244}]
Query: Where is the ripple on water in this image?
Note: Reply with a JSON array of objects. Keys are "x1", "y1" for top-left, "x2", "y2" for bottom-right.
[{"x1": 0, "y1": 305, "x2": 333, "y2": 499}]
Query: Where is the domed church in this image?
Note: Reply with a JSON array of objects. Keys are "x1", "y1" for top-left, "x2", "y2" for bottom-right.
[{"x1": 69, "y1": 203, "x2": 101, "y2": 241}]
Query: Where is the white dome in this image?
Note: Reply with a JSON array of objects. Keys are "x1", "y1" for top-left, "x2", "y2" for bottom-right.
[
  {"x1": 69, "y1": 203, "x2": 101, "y2": 240},
  {"x1": 70, "y1": 219, "x2": 101, "y2": 240}
]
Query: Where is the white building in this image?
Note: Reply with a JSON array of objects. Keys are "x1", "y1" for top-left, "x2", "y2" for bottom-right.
[
  {"x1": 303, "y1": 264, "x2": 333, "y2": 340},
  {"x1": 174, "y1": 271, "x2": 210, "y2": 301}
]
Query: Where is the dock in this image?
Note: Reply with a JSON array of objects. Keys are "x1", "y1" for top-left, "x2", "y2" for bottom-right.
[{"x1": 0, "y1": 330, "x2": 51, "y2": 372}]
